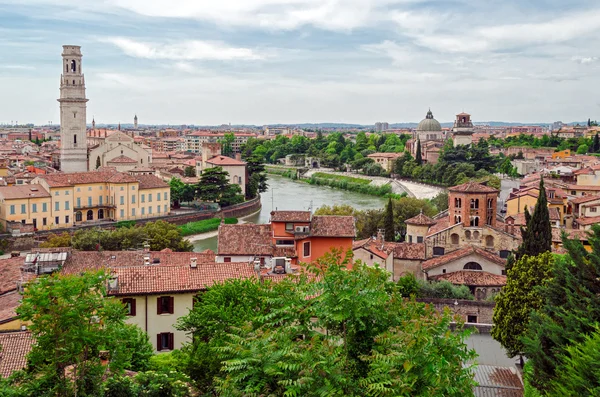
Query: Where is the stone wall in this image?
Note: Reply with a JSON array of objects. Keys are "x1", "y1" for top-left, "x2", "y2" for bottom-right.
[{"x1": 417, "y1": 298, "x2": 495, "y2": 324}]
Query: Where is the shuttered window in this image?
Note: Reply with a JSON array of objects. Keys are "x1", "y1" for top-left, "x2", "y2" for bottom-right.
[
  {"x1": 157, "y1": 332, "x2": 174, "y2": 351},
  {"x1": 122, "y1": 298, "x2": 136, "y2": 316},
  {"x1": 157, "y1": 296, "x2": 174, "y2": 314}
]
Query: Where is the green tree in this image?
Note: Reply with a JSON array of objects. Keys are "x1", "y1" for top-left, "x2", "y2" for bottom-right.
[
  {"x1": 593, "y1": 133, "x2": 600, "y2": 153},
  {"x1": 169, "y1": 177, "x2": 185, "y2": 208},
  {"x1": 355, "y1": 131, "x2": 368, "y2": 152},
  {"x1": 384, "y1": 197, "x2": 394, "y2": 241},
  {"x1": 514, "y1": 178, "x2": 552, "y2": 262},
  {"x1": 198, "y1": 167, "x2": 241, "y2": 204},
  {"x1": 430, "y1": 191, "x2": 449, "y2": 212},
  {"x1": 39, "y1": 232, "x2": 72, "y2": 248},
  {"x1": 16, "y1": 271, "x2": 137, "y2": 396},
  {"x1": 245, "y1": 154, "x2": 268, "y2": 199},
  {"x1": 523, "y1": 226, "x2": 600, "y2": 393},
  {"x1": 415, "y1": 139, "x2": 422, "y2": 165},
  {"x1": 142, "y1": 220, "x2": 193, "y2": 252},
  {"x1": 219, "y1": 132, "x2": 235, "y2": 157},
  {"x1": 183, "y1": 166, "x2": 196, "y2": 178},
  {"x1": 491, "y1": 252, "x2": 554, "y2": 360},
  {"x1": 576, "y1": 144, "x2": 589, "y2": 154}
]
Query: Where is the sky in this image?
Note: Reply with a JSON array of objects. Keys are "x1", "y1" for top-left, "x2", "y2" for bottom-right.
[{"x1": 0, "y1": 0, "x2": 599, "y2": 126}]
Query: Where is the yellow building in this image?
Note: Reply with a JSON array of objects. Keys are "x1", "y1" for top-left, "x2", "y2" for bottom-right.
[
  {"x1": 0, "y1": 168, "x2": 170, "y2": 231},
  {"x1": 367, "y1": 152, "x2": 402, "y2": 172},
  {"x1": 551, "y1": 149, "x2": 571, "y2": 159},
  {"x1": 506, "y1": 186, "x2": 567, "y2": 224}
]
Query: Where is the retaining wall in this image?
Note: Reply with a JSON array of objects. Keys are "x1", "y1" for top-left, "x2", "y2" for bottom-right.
[{"x1": 417, "y1": 298, "x2": 495, "y2": 325}]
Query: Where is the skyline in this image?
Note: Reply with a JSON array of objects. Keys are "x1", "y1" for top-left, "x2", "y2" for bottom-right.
[{"x1": 1, "y1": 0, "x2": 600, "y2": 125}]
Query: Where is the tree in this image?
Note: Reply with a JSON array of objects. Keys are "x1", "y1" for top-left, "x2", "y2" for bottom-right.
[
  {"x1": 180, "y1": 256, "x2": 476, "y2": 396},
  {"x1": 314, "y1": 204, "x2": 358, "y2": 216},
  {"x1": 40, "y1": 232, "x2": 72, "y2": 248},
  {"x1": 245, "y1": 155, "x2": 268, "y2": 199},
  {"x1": 142, "y1": 220, "x2": 193, "y2": 252},
  {"x1": 219, "y1": 133, "x2": 235, "y2": 157},
  {"x1": 169, "y1": 177, "x2": 185, "y2": 208},
  {"x1": 415, "y1": 138, "x2": 422, "y2": 165},
  {"x1": 198, "y1": 167, "x2": 234, "y2": 203},
  {"x1": 183, "y1": 166, "x2": 196, "y2": 178},
  {"x1": 384, "y1": 197, "x2": 394, "y2": 241},
  {"x1": 523, "y1": 226, "x2": 600, "y2": 392},
  {"x1": 16, "y1": 271, "x2": 145, "y2": 396},
  {"x1": 576, "y1": 144, "x2": 589, "y2": 154},
  {"x1": 513, "y1": 178, "x2": 552, "y2": 262},
  {"x1": 593, "y1": 133, "x2": 600, "y2": 153},
  {"x1": 95, "y1": 156, "x2": 101, "y2": 169},
  {"x1": 491, "y1": 252, "x2": 554, "y2": 360},
  {"x1": 430, "y1": 191, "x2": 449, "y2": 212}
]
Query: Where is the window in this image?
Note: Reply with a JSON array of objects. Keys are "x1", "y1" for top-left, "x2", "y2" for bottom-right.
[
  {"x1": 464, "y1": 262, "x2": 483, "y2": 270},
  {"x1": 99, "y1": 196, "x2": 103, "y2": 205},
  {"x1": 32, "y1": 204, "x2": 37, "y2": 213},
  {"x1": 10, "y1": 205, "x2": 15, "y2": 215},
  {"x1": 76, "y1": 211, "x2": 82, "y2": 222},
  {"x1": 77, "y1": 198, "x2": 81, "y2": 207},
  {"x1": 65, "y1": 215, "x2": 69, "y2": 224},
  {"x1": 487, "y1": 198, "x2": 493, "y2": 209},
  {"x1": 65, "y1": 201, "x2": 70, "y2": 210},
  {"x1": 86, "y1": 197, "x2": 91, "y2": 207},
  {"x1": 571, "y1": 190, "x2": 576, "y2": 195},
  {"x1": 99, "y1": 186, "x2": 103, "y2": 190},
  {"x1": 65, "y1": 190, "x2": 69, "y2": 195},
  {"x1": 442, "y1": 269, "x2": 446, "y2": 274},
  {"x1": 157, "y1": 205, "x2": 160, "y2": 213},
  {"x1": 549, "y1": 191, "x2": 555, "y2": 199},
  {"x1": 141, "y1": 207, "x2": 145, "y2": 215},
  {"x1": 591, "y1": 207, "x2": 597, "y2": 213},
  {"x1": 149, "y1": 194, "x2": 153, "y2": 202},
  {"x1": 450, "y1": 233, "x2": 459, "y2": 245},
  {"x1": 21, "y1": 204, "x2": 26, "y2": 214},
  {"x1": 141, "y1": 194, "x2": 145, "y2": 203},
  {"x1": 499, "y1": 250, "x2": 510, "y2": 259},
  {"x1": 470, "y1": 199, "x2": 479, "y2": 209},
  {"x1": 276, "y1": 239, "x2": 294, "y2": 246},
  {"x1": 470, "y1": 217, "x2": 479, "y2": 227},
  {"x1": 164, "y1": 205, "x2": 167, "y2": 213},
  {"x1": 164, "y1": 192, "x2": 167, "y2": 200},
  {"x1": 433, "y1": 247, "x2": 445, "y2": 256},
  {"x1": 120, "y1": 196, "x2": 124, "y2": 205},
  {"x1": 157, "y1": 332, "x2": 174, "y2": 351},
  {"x1": 42, "y1": 203, "x2": 47, "y2": 212},
  {"x1": 285, "y1": 223, "x2": 294, "y2": 231},
  {"x1": 157, "y1": 193, "x2": 161, "y2": 201},
  {"x1": 131, "y1": 195, "x2": 136, "y2": 204},
  {"x1": 157, "y1": 296, "x2": 174, "y2": 315},
  {"x1": 132, "y1": 208, "x2": 136, "y2": 217},
  {"x1": 55, "y1": 216, "x2": 59, "y2": 225},
  {"x1": 408, "y1": 235, "x2": 412, "y2": 243},
  {"x1": 88, "y1": 186, "x2": 92, "y2": 191},
  {"x1": 502, "y1": 269, "x2": 507, "y2": 275},
  {"x1": 416, "y1": 236, "x2": 423, "y2": 243},
  {"x1": 467, "y1": 315, "x2": 478, "y2": 323},
  {"x1": 131, "y1": 186, "x2": 135, "y2": 191},
  {"x1": 42, "y1": 218, "x2": 47, "y2": 226},
  {"x1": 148, "y1": 206, "x2": 152, "y2": 214},
  {"x1": 224, "y1": 257, "x2": 231, "y2": 263},
  {"x1": 303, "y1": 241, "x2": 311, "y2": 257},
  {"x1": 455, "y1": 198, "x2": 462, "y2": 208},
  {"x1": 120, "y1": 209, "x2": 124, "y2": 218},
  {"x1": 77, "y1": 188, "x2": 81, "y2": 192},
  {"x1": 55, "y1": 202, "x2": 60, "y2": 211},
  {"x1": 370, "y1": 254, "x2": 374, "y2": 260},
  {"x1": 122, "y1": 298, "x2": 136, "y2": 316},
  {"x1": 485, "y1": 235, "x2": 494, "y2": 247},
  {"x1": 120, "y1": 186, "x2": 124, "y2": 191}
]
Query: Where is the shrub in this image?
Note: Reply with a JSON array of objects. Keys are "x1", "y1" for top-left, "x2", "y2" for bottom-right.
[
  {"x1": 417, "y1": 280, "x2": 474, "y2": 300},
  {"x1": 178, "y1": 217, "x2": 238, "y2": 237}
]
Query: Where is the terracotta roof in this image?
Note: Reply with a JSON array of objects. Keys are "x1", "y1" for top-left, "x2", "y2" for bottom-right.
[
  {"x1": 575, "y1": 215, "x2": 600, "y2": 226},
  {"x1": 109, "y1": 263, "x2": 256, "y2": 295},
  {"x1": 206, "y1": 155, "x2": 246, "y2": 166},
  {"x1": 270, "y1": 211, "x2": 312, "y2": 222},
  {"x1": 310, "y1": 216, "x2": 355, "y2": 238},
  {"x1": 390, "y1": 242, "x2": 426, "y2": 260},
  {"x1": 133, "y1": 174, "x2": 169, "y2": 189},
  {"x1": 367, "y1": 152, "x2": 402, "y2": 159},
  {"x1": 352, "y1": 238, "x2": 389, "y2": 260},
  {"x1": 568, "y1": 184, "x2": 600, "y2": 191},
  {"x1": 0, "y1": 291, "x2": 21, "y2": 324},
  {"x1": 0, "y1": 331, "x2": 33, "y2": 378},
  {"x1": 107, "y1": 155, "x2": 138, "y2": 164},
  {"x1": 431, "y1": 270, "x2": 506, "y2": 286},
  {"x1": 61, "y1": 251, "x2": 216, "y2": 275},
  {"x1": 570, "y1": 195, "x2": 600, "y2": 205},
  {"x1": 405, "y1": 212, "x2": 436, "y2": 226},
  {"x1": 422, "y1": 246, "x2": 505, "y2": 271},
  {"x1": 37, "y1": 169, "x2": 136, "y2": 187},
  {"x1": 217, "y1": 224, "x2": 273, "y2": 256},
  {"x1": 426, "y1": 217, "x2": 451, "y2": 236},
  {"x1": 0, "y1": 257, "x2": 33, "y2": 295},
  {"x1": 449, "y1": 182, "x2": 499, "y2": 193},
  {"x1": 0, "y1": 185, "x2": 50, "y2": 200}
]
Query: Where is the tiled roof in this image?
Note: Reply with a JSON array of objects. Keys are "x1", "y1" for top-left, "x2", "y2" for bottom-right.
[
  {"x1": 568, "y1": 184, "x2": 600, "y2": 191},
  {"x1": 426, "y1": 217, "x2": 451, "y2": 236},
  {"x1": 422, "y1": 246, "x2": 505, "y2": 271},
  {"x1": 0, "y1": 331, "x2": 33, "y2": 378},
  {"x1": 133, "y1": 174, "x2": 169, "y2": 189},
  {"x1": 352, "y1": 238, "x2": 389, "y2": 260},
  {"x1": 449, "y1": 182, "x2": 499, "y2": 193},
  {"x1": 310, "y1": 216, "x2": 355, "y2": 238},
  {"x1": 575, "y1": 215, "x2": 600, "y2": 226},
  {"x1": 0, "y1": 256, "x2": 33, "y2": 295},
  {"x1": 270, "y1": 211, "x2": 311, "y2": 222},
  {"x1": 37, "y1": 169, "x2": 136, "y2": 187},
  {"x1": 405, "y1": 212, "x2": 436, "y2": 226},
  {"x1": 431, "y1": 270, "x2": 506, "y2": 286},
  {"x1": 206, "y1": 155, "x2": 246, "y2": 166},
  {"x1": 0, "y1": 185, "x2": 50, "y2": 200},
  {"x1": 61, "y1": 251, "x2": 216, "y2": 275},
  {"x1": 217, "y1": 224, "x2": 273, "y2": 256},
  {"x1": 391, "y1": 242, "x2": 426, "y2": 260},
  {"x1": 109, "y1": 263, "x2": 256, "y2": 295},
  {"x1": 107, "y1": 155, "x2": 138, "y2": 164},
  {"x1": 0, "y1": 291, "x2": 21, "y2": 324},
  {"x1": 367, "y1": 152, "x2": 402, "y2": 159},
  {"x1": 570, "y1": 195, "x2": 600, "y2": 205}
]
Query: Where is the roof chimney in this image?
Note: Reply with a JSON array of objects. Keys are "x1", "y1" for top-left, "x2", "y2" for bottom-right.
[
  {"x1": 143, "y1": 253, "x2": 150, "y2": 266},
  {"x1": 190, "y1": 257, "x2": 197, "y2": 268},
  {"x1": 377, "y1": 229, "x2": 385, "y2": 244}
]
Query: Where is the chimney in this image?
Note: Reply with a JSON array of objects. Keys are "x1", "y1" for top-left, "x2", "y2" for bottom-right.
[
  {"x1": 377, "y1": 229, "x2": 385, "y2": 244},
  {"x1": 143, "y1": 253, "x2": 151, "y2": 265},
  {"x1": 190, "y1": 257, "x2": 197, "y2": 268},
  {"x1": 235, "y1": 153, "x2": 242, "y2": 161}
]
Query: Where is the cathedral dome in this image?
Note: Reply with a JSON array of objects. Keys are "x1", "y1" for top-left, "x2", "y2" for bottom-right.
[{"x1": 417, "y1": 109, "x2": 442, "y2": 132}]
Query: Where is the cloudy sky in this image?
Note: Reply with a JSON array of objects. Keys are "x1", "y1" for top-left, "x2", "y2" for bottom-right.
[{"x1": 0, "y1": 0, "x2": 599, "y2": 126}]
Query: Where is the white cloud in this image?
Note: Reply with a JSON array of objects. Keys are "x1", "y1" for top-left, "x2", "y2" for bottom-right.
[
  {"x1": 572, "y1": 56, "x2": 598, "y2": 64},
  {"x1": 101, "y1": 37, "x2": 265, "y2": 61}
]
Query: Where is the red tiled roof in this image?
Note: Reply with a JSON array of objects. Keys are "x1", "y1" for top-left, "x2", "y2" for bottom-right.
[
  {"x1": 37, "y1": 169, "x2": 136, "y2": 187},
  {"x1": 270, "y1": 211, "x2": 311, "y2": 222},
  {"x1": 0, "y1": 290, "x2": 22, "y2": 325},
  {"x1": 310, "y1": 216, "x2": 355, "y2": 238},
  {"x1": 568, "y1": 184, "x2": 600, "y2": 191},
  {"x1": 391, "y1": 242, "x2": 426, "y2": 260},
  {"x1": 133, "y1": 174, "x2": 169, "y2": 189},
  {"x1": 431, "y1": 270, "x2": 506, "y2": 286},
  {"x1": 405, "y1": 212, "x2": 436, "y2": 226},
  {"x1": 0, "y1": 331, "x2": 33, "y2": 378},
  {"x1": 426, "y1": 217, "x2": 451, "y2": 236},
  {"x1": 206, "y1": 155, "x2": 246, "y2": 166},
  {"x1": 422, "y1": 246, "x2": 505, "y2": 271},
  {"x1": 109, "y1": 263, "x2": 256, "y2": 295},
  {"x1": 449, "y1": 182, "x2": 499, "y2": 193},
  {"x1": 217, "y1": 224, "x2": 273, "y2": 256},
  {"x1": 570, "y1": 195, "x2": 600, "y2": 205},
  {"x1": 0, "y1": 185, "x2": 50, "y2": 200},
  {"x1": 107, "y1": 155, "x2": 137, "y2": 164},
  {"x1": 575, "y1": 215, "x2": 600, "y2": 226},
  {"x1": 367, "y1": 152, "x2": 402, "y2": 159},
  {"x1": 0, "y1": 257, "x2": 34, "y2": 295}
]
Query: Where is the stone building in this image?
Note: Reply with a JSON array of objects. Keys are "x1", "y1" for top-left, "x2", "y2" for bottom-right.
[
  {"x1": 452, "y1": 112, "x2": 474, "y2": 147},
  {"x1": 88, "y1": 131, "x2": 152, "y2": 171},
  {"x1": 59, "y1": 45, "x2": 88, "y2": 173},
  {"x1": 405, "y1": 109, "x2": 445, "y2": 164}
]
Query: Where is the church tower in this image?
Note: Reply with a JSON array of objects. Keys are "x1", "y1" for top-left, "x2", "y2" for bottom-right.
[
  {"x1": 134, "y1": 114, "x2": 138, "y2": 129},
  {"x1": 58, "y1": 45, "x2": 88, "y2": 173}
]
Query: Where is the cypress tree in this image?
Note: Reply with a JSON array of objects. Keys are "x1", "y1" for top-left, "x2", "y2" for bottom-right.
[
  {"x1": 384, "y1": 198, "x2": 394, "y2": 241},
  {"x1": 415, "y1": 139, "x2": 422, "y2": 165},
  {"x1": 514, "y1": 177, "x2": 552, "y2": 261},
  {"x1": 593, "y1": 133, "x2": 600, "y2": 153}
]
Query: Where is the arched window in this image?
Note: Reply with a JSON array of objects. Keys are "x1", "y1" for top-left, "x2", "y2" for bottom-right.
[
  {"x1": 485, "y1": 235, "x2": 494, "y2": 247},
  {"x1": 86, "y1": 210, "x2": 93, "y2": 221},
  {"x1": 470, "y1": 217, "x2": 479, "y2": 227},
  {"x1": 488, "y1": 199, "x2": 493, "y2": 209},
  {"x1": 66, "y1": 62, "x2": 68, "y2": 73},
  {"x1": 487, "y1": 216, "x2": 493, "y2": 225},
  {"x1": 457, "y1": 198, "x2": 462, "y2": 208},
  {"x1": 71, "y1": 60, "x2": 77, "y2": 73},
  {"x1": 464, "y1": 262, "x2": 482, "y2": 270},
  {"x1": 473, "y1": 230, "x2": 480, "y2": 239},
  {"x1": 450, "y1": 233, "x2": 459, "y2": 245},
  {"x1": 73, "y1": 135, "x2": 77, "y2": 145},
  {"x1": 465, "y1": 230, "x2": 471, "y2": 239},
  {"x1": 98, "y1": 209, "x2": 104, "y2": 219},
  {"x1": 75, "y1": 211, "x2": 82, "y2": 222}
]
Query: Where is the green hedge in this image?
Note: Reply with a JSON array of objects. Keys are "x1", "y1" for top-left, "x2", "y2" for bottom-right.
[
  {"x1": 308, "y1": 175, "x2": 393, "y2": 197},
  {"x1": 179, "y1": 217, "x2": 238, "y2": 236},
  {"x1": 310, "y1": 172, "x2": 371, "y2": 185}
]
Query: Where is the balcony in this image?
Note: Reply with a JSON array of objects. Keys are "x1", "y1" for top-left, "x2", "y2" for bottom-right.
[{"x1": 74, "y1": 203, "x2": 116, "y2": 210}]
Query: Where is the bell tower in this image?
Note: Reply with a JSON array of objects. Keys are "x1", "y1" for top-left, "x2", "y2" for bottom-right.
[{"x1": 58, "y1": 45, "x2": 89, "y2": 173}]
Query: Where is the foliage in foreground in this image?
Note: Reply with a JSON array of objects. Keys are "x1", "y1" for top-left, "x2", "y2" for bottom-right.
[{"x1": 176, "y1": 254, "x2": 477, "y2": 396}]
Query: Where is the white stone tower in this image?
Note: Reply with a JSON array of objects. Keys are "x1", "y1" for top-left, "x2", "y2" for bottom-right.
[
  {"x1": 134, "y1": 114, "x2": 138, "y2": 129},
  {"x1": 59, "y1": 45, "x2": 88, "y2": 173}
]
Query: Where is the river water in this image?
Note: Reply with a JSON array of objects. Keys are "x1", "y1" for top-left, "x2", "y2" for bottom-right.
[{"x1": 192, "y1": 175, "x2": 387, "y2": 252}]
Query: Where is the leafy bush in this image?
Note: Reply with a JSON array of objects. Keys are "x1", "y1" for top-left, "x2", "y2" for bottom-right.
[
  {"x1": 135, "y1": 371, "x2": 192, "y2": 397},
  {"x1": 40, "y1": 232, "x2": 72, "y2": 248},
  {"x1": 104, "y1": 375, "x2": 137, "y2": 397},
  {"x1": 116, "y1": 220, "x2": 136, "y2": 229},
  {"x1": 178, "y1": 217, "x2": 237, "y2": 237},
  {"x1": 417, "y1": 280, "x2": 474, "y2": 300},
  {"x1": 397, "y1": 273, "x2": 420, "y2": 297},
  {"x1": 308, "y1": 175, "x2": 393, "y2": 197}
]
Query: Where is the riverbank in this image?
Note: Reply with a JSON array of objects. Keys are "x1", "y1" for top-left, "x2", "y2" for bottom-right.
[
  {"x1": 185, "y1": 208, "x2": 261, "y2": 243},
  {"x1": 178, "y1": 217, "x2": 238, "y2": 237}
]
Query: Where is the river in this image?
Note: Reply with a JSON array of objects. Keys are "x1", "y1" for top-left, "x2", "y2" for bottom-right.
[{"x1": 192, "y1": 175, "x2": 387, "y2": 252}]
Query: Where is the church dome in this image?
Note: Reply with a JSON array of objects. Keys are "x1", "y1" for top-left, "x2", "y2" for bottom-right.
[{"x1": 417, "y1": 109, "x2": 442, "y2": 132}]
